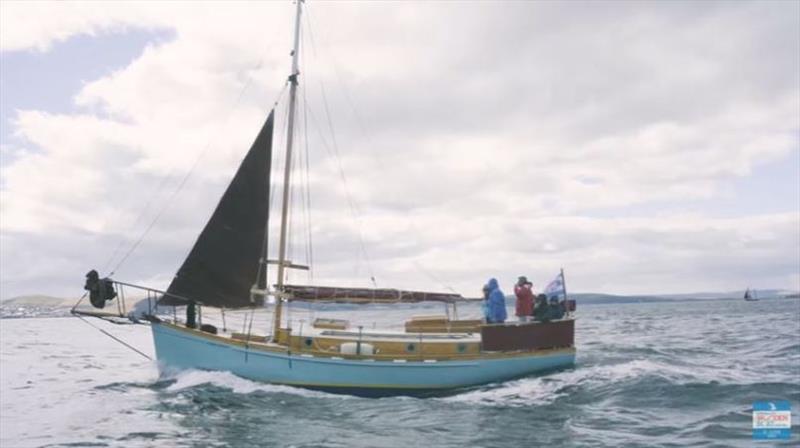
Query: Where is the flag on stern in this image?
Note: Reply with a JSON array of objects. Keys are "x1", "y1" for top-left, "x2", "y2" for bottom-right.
[{"x1": 544, "y1": 272, "x2": 566, "y2": 300}]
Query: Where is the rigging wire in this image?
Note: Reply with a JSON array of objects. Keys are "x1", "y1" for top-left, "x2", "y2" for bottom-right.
[
  {"x1": 286, "y1": 97, "x2": 298, "y2": 282},
  {"x1": 304, "y1": 6, "x2": 460, "y2": 294},
  {"x1": 100, "y1": 171, "x2": 175, "y2": 274},
  {"x1": 299, "y1": 27, "x2": 315, "y2": 283},
  {"x1": 298, "y1": 23, "x2": 315, "y2": 324},
  {"x1": 74, "y1": 313, "x2": 152, "y2": 361},
  {"x1": 413, "y1": 261, "x2": 459, "y2": 295},
  {"x1": 302, "y1": 88, "x2": 314, "y2": 282},
  {"x1": 302, "y1": 93, "x2": 376, "y2": 284},
  {"x1": 318, "y1": 74, "x2": 376, "y2": 283},
  {"x1": 71, "y1": 292, "x2": 88, "y2": 313},
  {"x1": 289, "y1": 94, "x2": 305, "y2": 280},
  {"x1": 305, "y1": 7, "x2": 387, "y2": 174},
  {"x1": 304, "y1": 7, "x2": 376, "y2": 284}
]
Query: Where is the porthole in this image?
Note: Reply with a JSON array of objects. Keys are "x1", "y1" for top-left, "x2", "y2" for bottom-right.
[
  {"x1": 304, "y1": 338, "x2": 313, "y2": 348},
  {"x1": 406, "y1": 343, "x2": 416, "y2": 353},
  {"x1": 457, "y1": 343, "x2": 467, "y2": 353}
]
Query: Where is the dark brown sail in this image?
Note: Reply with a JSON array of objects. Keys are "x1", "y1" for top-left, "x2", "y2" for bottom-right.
[{"x1": 160, "y1": 111, "x2": 274, "y2": 308}]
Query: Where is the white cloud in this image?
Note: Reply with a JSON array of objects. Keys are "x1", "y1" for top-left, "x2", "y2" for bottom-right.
[
  {"x1": 0, "y1": 1, "x2": 166, "y2": 52},
  {"x1": 0, "y1": 1, "x2": 798, "y2": 299}
]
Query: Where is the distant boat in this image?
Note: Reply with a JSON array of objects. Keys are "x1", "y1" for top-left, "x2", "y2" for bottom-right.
[
  {"x1": 744, "y1": 288, "x2": 759, "y2": 302},
  {"x1": 73, "y1": 0, "x2": 576, "y2": 397}
]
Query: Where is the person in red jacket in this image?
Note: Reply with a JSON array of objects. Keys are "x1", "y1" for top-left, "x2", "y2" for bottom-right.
[{"x1": 514, "y1": 276, "x2": 535, "y2": 322}]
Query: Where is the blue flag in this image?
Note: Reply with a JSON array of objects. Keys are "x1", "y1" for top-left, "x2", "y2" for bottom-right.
[{"x1": 544, "y1": 272, "x2": 566, "y2": 299}]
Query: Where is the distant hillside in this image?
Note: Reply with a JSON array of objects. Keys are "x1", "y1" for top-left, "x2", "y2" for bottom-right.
[
  {"x1": 658, "y1": 289, "x2": 796, "y2": 300},
  {"x1": 568, "y1": 290, "x2": 800, "y2": 304},
  {"x1": 2, "y1": 289, "x2": 797, "y2": 310},
  {"x1": 0, "y1": 295, "x2": 77, "y2": 319},
  {"x1": 1, "y1": 295, "x2": 75, "y2": 307}
]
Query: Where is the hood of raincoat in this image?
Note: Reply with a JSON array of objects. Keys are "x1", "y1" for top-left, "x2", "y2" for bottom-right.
[{"x1": 487, "y1": 278, "x2": 499, "y2": 291}]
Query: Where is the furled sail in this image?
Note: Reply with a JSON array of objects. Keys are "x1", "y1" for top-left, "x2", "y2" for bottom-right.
[
  {"x1": 160, "y1": 111, "x2": 274, "y2": 308},
  {"x1": 282, "y1": 284, "x2": 466, "y2": 304}
]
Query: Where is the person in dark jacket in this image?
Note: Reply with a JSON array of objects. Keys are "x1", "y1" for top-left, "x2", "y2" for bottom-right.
[
  {"x1": 549, "y1": 297, "x2": 565, "y2": 320},
  {"x1": 533, "y1": 294, "x2": 550, "y2": 322},
  {"x1": 186, "y1": 301, "x2": 197, "y2": 329},
  {"x1": 485, "y1": 278, "x2": 507, "y2": 324}
]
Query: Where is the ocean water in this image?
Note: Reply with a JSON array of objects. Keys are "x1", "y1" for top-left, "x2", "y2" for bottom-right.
[{"x1": 1, "y1": 299, "x2": 798, "y2": 447}]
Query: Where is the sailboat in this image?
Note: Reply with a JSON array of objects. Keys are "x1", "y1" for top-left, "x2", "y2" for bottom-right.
[
  {"x1": 75, "y1": 0, "x2": 576, "y2": 396},
  {"x1": 744, "y1": 288, "x2": 759, "y2": 301}
]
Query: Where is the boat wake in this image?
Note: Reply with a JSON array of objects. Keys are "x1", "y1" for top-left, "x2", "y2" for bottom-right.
[
  {"x1": 440, "y1": 355, "x2": 793, "y2": 408},
  {"x1": 442, "y1": 359, "x2": 656, "y2": 407},
  {"x1": 159, "y1": 368, "x2": 356, "y2": 400}
]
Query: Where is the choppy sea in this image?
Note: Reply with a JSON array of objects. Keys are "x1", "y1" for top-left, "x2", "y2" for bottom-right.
[{"x1": 1, "y1": 299, "x2": 798, "y2": 447}]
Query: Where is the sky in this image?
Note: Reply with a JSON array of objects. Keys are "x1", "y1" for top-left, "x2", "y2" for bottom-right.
[{"x1": 0, "y1": 0, "x2": 798, "y2": 300}]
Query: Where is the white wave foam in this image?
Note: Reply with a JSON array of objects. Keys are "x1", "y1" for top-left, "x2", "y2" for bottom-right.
[
  {"x1": 442, "y1": 359, "x2": 683, "y2": 407},
  {"x1": 163, "y1": 369, "x2": 353, "y2": 400},
  {"x1": 443, "y1": 354, "x2": 785, "y2": 408},
  {"x1": 442, "y1": 376, "x2": 568, "y2": 407}
]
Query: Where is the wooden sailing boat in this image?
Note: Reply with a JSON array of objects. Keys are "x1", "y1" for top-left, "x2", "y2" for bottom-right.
[{"x1": 76, "y1": 0, "x2": 575, "y2": 396}]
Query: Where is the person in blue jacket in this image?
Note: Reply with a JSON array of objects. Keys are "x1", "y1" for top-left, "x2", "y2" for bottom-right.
[{"x1": 485, "y1": 278, "x2": 507, "y2": 324}]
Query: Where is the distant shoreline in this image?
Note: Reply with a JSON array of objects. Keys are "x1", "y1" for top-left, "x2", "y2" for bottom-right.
[
  {"x1": 2, "y1": 291, "x2": 799, "y2": 321},
  {"x1": 3, "y1": 289, "x2": 799, "y2": 306}
]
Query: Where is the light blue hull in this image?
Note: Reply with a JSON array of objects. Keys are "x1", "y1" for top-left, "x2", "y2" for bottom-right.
[{"x1": 151, "y1": 322, "x2": 575, "y2": 396}]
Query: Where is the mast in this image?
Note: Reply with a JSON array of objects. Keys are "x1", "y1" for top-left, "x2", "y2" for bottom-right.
[{"x1": 273, "y1": 0, "x2": 303, "y2": 341}]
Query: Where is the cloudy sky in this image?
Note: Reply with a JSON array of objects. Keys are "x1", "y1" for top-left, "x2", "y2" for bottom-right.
[{"x1": 1, "y1": 0, "x2": 798, "y2": 300}]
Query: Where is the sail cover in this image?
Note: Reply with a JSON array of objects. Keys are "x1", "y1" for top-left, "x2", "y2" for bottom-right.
[
  {"x1": 160, "y1": 111, "x2": 274, "y2": 308},
  {"x1": 282, "y1": 284, "x2": 465, "y2": 304}
]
